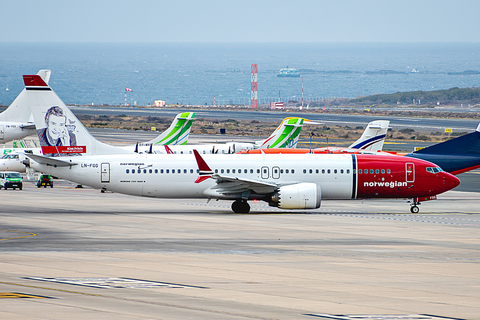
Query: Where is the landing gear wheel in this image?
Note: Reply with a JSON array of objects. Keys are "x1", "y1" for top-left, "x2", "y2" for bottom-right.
[
  {"x1": 410, "y1": 205, "x2": 419, "y2": 214},
  {"x1": 231, "y1": 200, "x2": 250, "y2": 214}
]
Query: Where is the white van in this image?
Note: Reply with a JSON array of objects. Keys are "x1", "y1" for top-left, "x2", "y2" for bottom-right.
[{"x1": 0, "y1": 171, "x2": 23, "y2": 190}]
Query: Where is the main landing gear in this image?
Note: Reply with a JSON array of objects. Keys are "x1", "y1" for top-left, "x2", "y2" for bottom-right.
[{"x1": 231, "y1": 200, "x2": 250, "y2": 214}]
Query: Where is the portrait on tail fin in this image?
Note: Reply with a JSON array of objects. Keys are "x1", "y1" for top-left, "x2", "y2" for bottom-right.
[{"x1": 37, "y1": 106, "x2": 81, "y2": 156}]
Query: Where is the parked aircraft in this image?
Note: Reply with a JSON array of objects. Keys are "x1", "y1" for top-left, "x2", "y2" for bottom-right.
[
  {"x1": 127, "y1": 112, "x2": 195, "y2": 150},
  {"x1": 140, "y1": 117, "x2": 309, "y2": 155},
  {"x1": 406, "y1": 123, "x2": 480, "y2": 175},
  {"x1": 22, "y1": 74, "x2": 459, "y2": 214},
  {"x1": 240, "y1": 120, "x2": 390, "y2": 155},
  {"x1": 0, "y1": 70, "x2": 51, "y2": 143}
]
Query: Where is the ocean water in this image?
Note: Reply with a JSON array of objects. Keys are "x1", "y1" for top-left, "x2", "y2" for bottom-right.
[{"x1": 1, "y1": 42, "x2": 480, "y2": 106}]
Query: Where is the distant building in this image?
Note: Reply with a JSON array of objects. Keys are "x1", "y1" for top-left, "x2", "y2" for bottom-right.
[
  {"x1": 154, "y1": 100, "x2": 166, "y2": 107},
  {"x1": 270, "y1": 102, "x2": 284, "y2": 110}
]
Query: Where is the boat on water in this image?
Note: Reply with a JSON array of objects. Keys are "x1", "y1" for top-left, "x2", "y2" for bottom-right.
[{"x1": 277, "y1": 67, "x2": 300, "y2": 77}]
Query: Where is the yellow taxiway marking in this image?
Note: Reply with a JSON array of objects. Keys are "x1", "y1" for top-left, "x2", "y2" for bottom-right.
[
  {"x1": 0, "y1": 292, "x2": 49, "y2": 299},
  {"x1": 0, "y1": 281, "x2": 276, "y2": 320},
  {"x1": 0, "y1": 230, "x2": 37, "y2": 241}
]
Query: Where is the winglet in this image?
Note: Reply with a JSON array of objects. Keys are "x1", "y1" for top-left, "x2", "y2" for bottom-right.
[
  {"x1": 164, "y1": 145, "x2": 174, "y2": 154},
  {"x1": 193, "y1": 149, "x2": 213, "y2": 183}
]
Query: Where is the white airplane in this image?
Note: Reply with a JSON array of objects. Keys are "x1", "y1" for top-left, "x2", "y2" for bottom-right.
[
  {"x1": 0, "y1": 70, "x2": 51, "y2": 143},
  {"x1": 0, "y1": 112, "x2": 195, "y2": 172},
  {"x1": 23, "y1": 74, "x2": 459, "y2": 214},
  {"x1": 140, "y1": 117, "x2": 309, "y2": 155}
]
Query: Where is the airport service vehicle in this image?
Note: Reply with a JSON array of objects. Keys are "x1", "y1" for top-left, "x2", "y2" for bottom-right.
[
  {"x1": 0, "y1": 70, "x2": 51, "y2": 143},
  {"x1": 22, "y1": 74, "x2": 460, "y2": 214},
  {"x1": 0, "y1": 171, "x2": 22, "y2": 190},
  {"x1": 36, "y1": 174, "x2": 53, "y2": 188}
]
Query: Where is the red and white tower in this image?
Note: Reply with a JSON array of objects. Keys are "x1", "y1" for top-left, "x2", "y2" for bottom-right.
[
  {"x1": 125, "y1": 86, "x2": 132, "y2": 106},
  {"x1": 251, "y1": 64, "x2": 258, "y2": 108}
]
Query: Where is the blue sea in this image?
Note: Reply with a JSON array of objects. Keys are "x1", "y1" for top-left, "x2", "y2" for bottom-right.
[{"x1": 1, "y1": 43, "x2": 480, "y2": 106}]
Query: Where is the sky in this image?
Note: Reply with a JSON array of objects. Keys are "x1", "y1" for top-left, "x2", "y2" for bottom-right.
[{"x1": 1, "y1": 0, "x2": 480, "y2": 43}]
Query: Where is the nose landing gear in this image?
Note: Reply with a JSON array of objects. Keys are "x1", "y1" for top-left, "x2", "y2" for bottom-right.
[
  {"x1": 232, "y1": 200, "x2": 250, "y2": 213},
  {"x1": 409, "y1": 200, "x2": 420, "y2": 213}
]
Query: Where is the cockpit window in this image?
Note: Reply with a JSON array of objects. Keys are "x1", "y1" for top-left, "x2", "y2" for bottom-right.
[{"x1": 426, "y1": 167, "x2": 443, "y2": 174}]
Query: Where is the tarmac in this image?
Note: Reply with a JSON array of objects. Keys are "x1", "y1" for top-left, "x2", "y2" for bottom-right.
[
  {"x1": 1, "y1": 129, "x2": 479, "y2": 319},
  {"x1": 1, "y1": 180, "x2": 479, "y2": 320}
]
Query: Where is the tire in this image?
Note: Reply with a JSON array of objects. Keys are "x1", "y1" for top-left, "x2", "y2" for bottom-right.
[
  {"x1": 232, "y1": 200, "x2": 250, "y2": 213},
  {"x1": 240, "y1": 201, "x2": 251, "y2": 214},
  {"x1": 410, "y1": 206, "x2": 419, "y2": 214},
  {"x1": 231, "y1": 200, "x2": 242, "y2": 213}
]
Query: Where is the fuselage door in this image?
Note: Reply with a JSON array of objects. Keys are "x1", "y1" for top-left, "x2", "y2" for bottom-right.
[
  {"x1": 261, "y1": 166, "x2": 269, "y2": 179},
  {"x1": 0, "y1": 125, "x2": 4, "y2": 140},
  {"x1": 405, "y1": 162, "x2": 415, "y2": 183},
  {"x1": 272, "y1": 166, "x2": 280, "y2": 179},
  {"x1": 101, "y1": 163, "x2": 110, "y2": 183}
]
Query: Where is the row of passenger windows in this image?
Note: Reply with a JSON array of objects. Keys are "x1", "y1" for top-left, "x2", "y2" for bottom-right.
[
  {"x1": 303, "y1": 168, "x2": 350, "y2": 174},
  {"x1": 358, "y1": 169, "x2": 391, "y2": 174},
  {"x1": 126, "y1": 168, "x2": 198, "y2": 174},
  {"x1": 124, "y1": 168, "x2": 356, "y2": 175}
]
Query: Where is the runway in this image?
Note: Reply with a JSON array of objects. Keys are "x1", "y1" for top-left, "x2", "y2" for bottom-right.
[
  {"x1": 1, "y1": 181, "x2": 480, "y2": 319},
  {"x1": 72, "y1": 106, "x2": 480, "y2": 132}
]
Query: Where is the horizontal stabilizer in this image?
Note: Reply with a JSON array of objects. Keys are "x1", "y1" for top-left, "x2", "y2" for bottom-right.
[
  {"x1": 26, "y1": 154, "x2": 77, "y2": 167},
  {"x1": 19, "y1": 124, "x2": 36, "y2": 129}
]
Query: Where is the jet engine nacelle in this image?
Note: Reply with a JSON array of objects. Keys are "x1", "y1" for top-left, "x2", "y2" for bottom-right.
[{"x1": 271, "y1": 182, "x2": 321, "y2": 209}]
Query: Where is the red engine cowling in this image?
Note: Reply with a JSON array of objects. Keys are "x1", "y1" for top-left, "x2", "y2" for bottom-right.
[{"x1": 271, "y1": 183, "x2": 321, "y2": 209}]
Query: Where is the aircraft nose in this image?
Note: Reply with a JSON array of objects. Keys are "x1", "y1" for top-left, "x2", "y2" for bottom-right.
[{"x1": 441, "y1": 171, "x2": 460, "y2": 191}]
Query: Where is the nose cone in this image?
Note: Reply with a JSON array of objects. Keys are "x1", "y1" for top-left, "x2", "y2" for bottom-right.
[{"x1": 441, "y1": 171, "x2": 461, "y2": 192}]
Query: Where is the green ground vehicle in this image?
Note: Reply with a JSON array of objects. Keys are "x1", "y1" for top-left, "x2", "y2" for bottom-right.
[
  {"x1": 0, "y1": 171, "x2": 23, "y2": 190},
  {"x1": 36, "y1": 174, "x2": 54, "y2": 188}
]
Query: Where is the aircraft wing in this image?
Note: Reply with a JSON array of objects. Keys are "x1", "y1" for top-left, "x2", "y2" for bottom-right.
[
  {"x1": 192, "y1": 149, "x2": 279, "y2": 195},
  {"x1": 208, "y1": 174, "x2": 278, "y2": 194},
  {"x1": 26, "y1": 154, "x2": 78, "y2": 167}
]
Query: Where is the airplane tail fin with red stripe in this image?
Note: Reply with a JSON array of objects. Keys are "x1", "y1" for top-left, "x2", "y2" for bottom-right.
[{"x1": 24, "y1": 74, "x2": 131, "y2": 157}]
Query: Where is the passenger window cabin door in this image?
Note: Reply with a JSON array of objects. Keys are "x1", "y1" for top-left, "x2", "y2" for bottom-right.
[
  {"x1": 272, "y1": 166, "x2": 280, "y2": 179},
  {"x1": 261, "y1": 166, "x2": 269, "y2": 179},
  {"x1": 405, "y1": 162, "x2": 415, "y2": 183},
  {"x1": 101, "y1": 163, "x2": 110, "y2": 183}
]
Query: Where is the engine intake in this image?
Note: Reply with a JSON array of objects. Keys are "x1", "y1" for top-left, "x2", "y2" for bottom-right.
[{"x1": 271, "y1": 183, "x2": 321, "y2": 209}]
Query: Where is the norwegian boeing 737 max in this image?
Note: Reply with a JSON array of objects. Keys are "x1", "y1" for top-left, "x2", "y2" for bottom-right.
[{"x1": 22, "y1": 75, "x2": 459, "y2": 213}]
